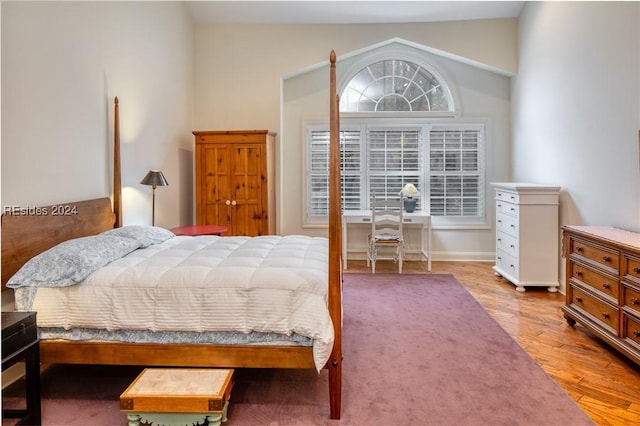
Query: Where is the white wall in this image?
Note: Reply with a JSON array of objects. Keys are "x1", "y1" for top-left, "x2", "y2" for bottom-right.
[
  {"x1": 193, "y1": 19, "x2": 517, "y2": 130},
  {"x1": 1, "y1": 1, "x2": 194, "y2": 229},
  {"x1": 513, "y1": 2, "x2": 640, "y2": 232}
]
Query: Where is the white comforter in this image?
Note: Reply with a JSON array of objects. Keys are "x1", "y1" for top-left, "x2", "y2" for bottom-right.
[{"x1": 24, "y1": 235, "x2": 333, "y2": 370}]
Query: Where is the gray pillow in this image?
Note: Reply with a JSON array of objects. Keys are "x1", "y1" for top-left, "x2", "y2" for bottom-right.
[
  {"x1": 7, "y1": 235, "x2": 141, "y2": 289},
  {"x1": 101, "y1": 225, "x2": 174, "y2": 248}
]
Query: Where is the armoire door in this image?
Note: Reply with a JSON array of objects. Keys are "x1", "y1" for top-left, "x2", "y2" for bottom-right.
[
  {"x1": 201, "y1": 143, "x2": 233, "y2": 232},
  {"x1": 228, "y1": 143, "x2": 266, "y2": 236}
]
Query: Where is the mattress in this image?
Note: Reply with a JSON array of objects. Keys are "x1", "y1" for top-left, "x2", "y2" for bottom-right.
[{"x1": 13, "y1": 233, "x2": 333, "y2": 370}]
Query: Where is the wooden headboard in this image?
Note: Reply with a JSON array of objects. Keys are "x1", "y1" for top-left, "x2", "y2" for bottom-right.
[
  {"x1": 1, "y1": 98, "x2": 123, "y2": 289},
  {"x1": 1, "y1": 198, "x2": 116, "y2": 288}
]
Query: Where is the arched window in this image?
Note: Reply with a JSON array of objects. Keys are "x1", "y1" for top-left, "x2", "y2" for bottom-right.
[{"x1": 340, "y1": 59, "x2": 453, "y2": 112}]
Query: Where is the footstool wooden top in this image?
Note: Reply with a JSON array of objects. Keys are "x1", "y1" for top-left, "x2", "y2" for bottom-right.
[{"x1": 120, "y1": 368, "x2": 234, "y2": 413}]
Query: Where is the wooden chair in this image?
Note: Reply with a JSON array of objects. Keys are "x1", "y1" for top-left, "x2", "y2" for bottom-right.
[{"x1": 367, "y1": 191, "x2": 404, "y2": 273}]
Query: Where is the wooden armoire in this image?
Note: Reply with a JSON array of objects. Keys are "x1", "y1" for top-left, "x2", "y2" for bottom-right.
[{"x1": 194, "y1": 130, "x2": 275, "y2": 236}]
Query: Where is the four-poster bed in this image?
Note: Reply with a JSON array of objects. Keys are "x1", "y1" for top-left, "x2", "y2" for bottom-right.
[{"x1": 1, "y1": 52, "x2": 343, "y2": 418}]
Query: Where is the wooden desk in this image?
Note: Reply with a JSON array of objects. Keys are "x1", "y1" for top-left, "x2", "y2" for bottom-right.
[
  {"x1": 1, "y1": 311, "x2": 41, "y2": 426},
  {"x1": 170, "y1": 225, "x2": 228, "y2": 236},
  {"x1": 343, "y1": 210, "x2": 431, "y2": 271},
  {"x1": 120, "y1": 368, "x2": 234, "y2": 426}
]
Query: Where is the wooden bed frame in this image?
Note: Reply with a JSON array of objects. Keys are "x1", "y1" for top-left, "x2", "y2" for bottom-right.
[{"x1": 1, "y1": 51, "x2": 343, "y2": 419}]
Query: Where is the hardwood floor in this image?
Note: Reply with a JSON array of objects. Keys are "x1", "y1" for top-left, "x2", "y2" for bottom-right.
[{"x1": 345, "y1": 260, "x2": 640, "y2": 426}]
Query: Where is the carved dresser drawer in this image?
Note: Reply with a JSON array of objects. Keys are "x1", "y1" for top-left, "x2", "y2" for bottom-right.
[
  {"x1": 570, "y1": 262, "x2": 619, "y2": 303},
  {"x1": 569, "y1": 237, "x2": 619, "y2": 274},
  {"x1": 622, "y1": 313, "x2": 640, "y2": 349},
  {"x1": 624, "y1": 254, "x2": 640, "y2": 284},
  {"x1": 622, "y1": 284, "x2": 640, "y2": 315},
  {"x1": 569, "y1": 285, "x2": 619, "y2": 334},
  {"x1": 562, "y1": 225, "x2": 640, "y2": 366}
]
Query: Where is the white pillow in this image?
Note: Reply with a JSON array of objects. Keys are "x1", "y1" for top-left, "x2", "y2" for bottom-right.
[{"x1": 101, "y1": 225, "x2": 175, "y2": 248}]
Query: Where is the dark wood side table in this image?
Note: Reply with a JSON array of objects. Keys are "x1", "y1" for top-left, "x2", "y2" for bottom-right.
[
  {"x1": 170, "y1": 224, "x2": 228, "y2": 236},
  {"x1": 1, "y1": 311, "x2": 41, "y2": 425}
]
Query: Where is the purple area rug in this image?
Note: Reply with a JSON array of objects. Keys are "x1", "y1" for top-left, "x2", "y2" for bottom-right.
[{"x1": 2, "y1": 273, "x2": 593, "y2": 425}]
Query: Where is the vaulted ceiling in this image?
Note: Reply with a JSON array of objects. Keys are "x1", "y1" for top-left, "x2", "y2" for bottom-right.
[{"x1": 183, "y1": 1, "x2": 525, "y2": 25}]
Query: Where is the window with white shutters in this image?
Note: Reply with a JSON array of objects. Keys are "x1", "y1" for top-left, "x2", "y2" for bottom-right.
[
  {"x1": 428, "y1": 126, "x2": 484, "y2": 218},
  {"x1": 304, "y1": 57, "x2": 487, "y2": 228}
]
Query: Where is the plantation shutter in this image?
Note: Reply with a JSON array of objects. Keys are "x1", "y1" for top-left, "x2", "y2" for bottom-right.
[
  {"x1": 368, "y1": 129, "x2": 422, "y2": 204},
  {"x1": 429, "y1": 126, "x2": 484, "y2": 217},
  {"x1": 309, "y1": 129, "x2": 362, "y2": 215}
]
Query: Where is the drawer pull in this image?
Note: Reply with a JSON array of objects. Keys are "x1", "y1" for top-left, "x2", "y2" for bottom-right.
[
  {"x1": 631, "y1": 297, "x2": 639, "y2": 305},
  {"x1": 634, "y1": 330, "x2": 640, "y2": 338},
  {"x1": 510, "y1": 244, "x2": 515, "y2": 248},
  {"x1": 498, "y1": 203, "x2": 502, "y2": 208},
  {"x1": 575, "y1": 271, "x2": 583, "y2": 276},
  {"x1": 576, "y1": 246, "x2": 583, "y2": 253},
  {"x1": 602, "y1": 283, "x2": 610, "y2": 290},
  {"x1": 634, "y1": 267, "x2": 640, "y2": 274},
  {"x1": 510, "y1": 224, "x2": 515, "y2": 228},
  {"x1": 510, "y1": 208, "x2": 515, "y2": 212},
  {"x1": 602, "y1": 256, "x2": 611, "y2": 262},
  {"x1": 575, "y1": 297, "x2": 582, "y2": 303},
  {"x1": 601, "y1": 312, "x2": 610, "y2": 319}
]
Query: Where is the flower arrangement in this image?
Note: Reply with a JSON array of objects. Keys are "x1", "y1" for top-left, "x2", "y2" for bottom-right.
[{"x1": 400, "y1": 183, "x2": 420, "y2": 198}]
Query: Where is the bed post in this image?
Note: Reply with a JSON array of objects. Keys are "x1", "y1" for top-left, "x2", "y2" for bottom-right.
[
  {"x1": 113, "y1": 97, "x2": 122, "y2": 228},
  {"x1": 328, "y1": 49, "x2": 343, "y2": 420}
]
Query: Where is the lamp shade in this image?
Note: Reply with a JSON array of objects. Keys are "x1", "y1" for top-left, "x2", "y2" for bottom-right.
[{"x1": 140, "y1": 170, "x2": 169, "y2": 188}]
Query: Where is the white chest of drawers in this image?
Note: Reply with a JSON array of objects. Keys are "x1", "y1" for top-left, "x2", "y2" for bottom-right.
[{"x1": 491, "y1": 183, "x2": 561, "y2": 292}]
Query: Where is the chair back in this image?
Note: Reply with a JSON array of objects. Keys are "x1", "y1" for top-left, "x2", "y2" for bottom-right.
[{"x1": 370, "y1": 191, "x2": 403, "y2": 241}]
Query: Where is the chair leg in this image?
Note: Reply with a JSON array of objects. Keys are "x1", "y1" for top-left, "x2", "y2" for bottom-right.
[{"x1": 370, "y1": 243, "x2": 376, "y2": 274}]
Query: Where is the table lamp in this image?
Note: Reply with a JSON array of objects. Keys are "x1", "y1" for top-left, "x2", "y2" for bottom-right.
[{"x1": 140, "y1": 170, "x2": 168, "y2": 225}]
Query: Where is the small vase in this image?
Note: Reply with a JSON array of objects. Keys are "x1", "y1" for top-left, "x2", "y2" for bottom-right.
[{"x1": 404, "y1": 197, "x2": 417, "y2": 213}]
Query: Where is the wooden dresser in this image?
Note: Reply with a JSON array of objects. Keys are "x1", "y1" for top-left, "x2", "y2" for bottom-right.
[
  {"x1": 562, "y1": 225, "x2": 640, "y2": 365},
  {"x1": 491, "y1": 182, "x2": 561, "y2": 292},
  {"x1": 194, "y1": 130, "x2": 275, "y2": 236}
]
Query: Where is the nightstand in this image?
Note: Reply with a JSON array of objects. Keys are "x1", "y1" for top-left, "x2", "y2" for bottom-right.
[{"x1": 2, "y1": 311, "x2": 41, "y2": 425}]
